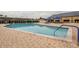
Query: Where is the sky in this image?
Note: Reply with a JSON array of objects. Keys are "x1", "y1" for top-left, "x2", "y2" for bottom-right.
[{"x1": 0, "y1": 11, "x2": 71, "y2": 18}]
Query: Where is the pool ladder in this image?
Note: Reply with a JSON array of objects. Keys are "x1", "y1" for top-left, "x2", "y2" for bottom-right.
[
  {"x1": 53, "y1": 24, "x2": 79, "y2": 46},
  {"x1": 54, "y1": 25, "x2": 63, "y2": 36}
]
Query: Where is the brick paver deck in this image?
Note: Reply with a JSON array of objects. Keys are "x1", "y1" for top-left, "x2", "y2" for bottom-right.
[{"x1": 0, "y1": 24, "x2": 78, "y2": 48}]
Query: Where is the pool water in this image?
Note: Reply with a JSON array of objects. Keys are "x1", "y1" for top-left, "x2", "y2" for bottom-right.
[{"x1": 6, "y1": 23, "x2": 68, "y2": 37}]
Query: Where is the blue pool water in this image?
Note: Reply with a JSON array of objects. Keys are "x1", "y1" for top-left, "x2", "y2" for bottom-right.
[{"x1": 6, "y1": 24, "x2": 68, "y2": 37}]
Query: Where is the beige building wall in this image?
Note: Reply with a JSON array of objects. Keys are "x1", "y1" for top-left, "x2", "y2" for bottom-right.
[
  {"x1": 61, "y1": 16, "x2": 79, "y2": 23},
  {"x1": 39, "y1": 19, "x2": 47, "y2": 23},
  {"x1": 61, "y1": 16, "x2": 73, "y2": 23},
  {"x1": 72, "y1": 16, "x2": 79, "y2": 23}
]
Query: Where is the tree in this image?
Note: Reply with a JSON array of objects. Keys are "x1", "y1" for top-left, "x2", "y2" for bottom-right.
[
  {"x1": 4, "y1": 15, "x2": 8, "y2": 23},
  {"x1": 0, "y1": 14, "x2": 3, "y2": 17}
]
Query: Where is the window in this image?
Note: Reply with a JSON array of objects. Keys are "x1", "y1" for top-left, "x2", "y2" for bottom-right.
[
  {"x1": 55, "y1": 20, "x2": 60, "y2": 23},
  {"x1": 63, "y1": 19, "x2": 70, "y2": 23},
  {"x1": 75, "y1": 19, "x2": 79, "y2": 23}
]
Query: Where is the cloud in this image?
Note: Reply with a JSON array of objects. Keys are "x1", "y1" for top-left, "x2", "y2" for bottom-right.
[{"x1": 0, "y1": 11, "x2": 70, "y2": 18}]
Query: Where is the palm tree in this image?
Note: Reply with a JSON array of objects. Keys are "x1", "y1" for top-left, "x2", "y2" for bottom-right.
[
  {"x1": 0, "y1": 14, "x2": 3, "y2": 23},
  {"x1": 4, "y1": 15, "x2": 8, "y2": 23},
  {"x1": 0, "y1": 14, "x2": 3, "y2": 17}
]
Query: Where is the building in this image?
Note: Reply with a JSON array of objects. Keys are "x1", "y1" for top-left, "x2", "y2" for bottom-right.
[
  {"x1": 38, "y1": 17, "x2": 47, "y2": 23},
  {"x1": 0, "y1": 17, "x2": 39, "y2": 23},
  {"x1": 49, "y1": 11, "x2": 79, "y2": 23}
]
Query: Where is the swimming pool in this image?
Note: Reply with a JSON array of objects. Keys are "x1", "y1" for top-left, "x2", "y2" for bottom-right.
[{"x1": 6, "y1": 23, "x2": 69, "y2": 37}]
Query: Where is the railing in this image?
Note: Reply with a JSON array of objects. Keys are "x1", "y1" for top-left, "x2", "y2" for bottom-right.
[
  {"x1": 54, "y1": 25, "x2": 63, "y2": 36},
  {"x1": 54, "y1": 24, "x2": 79, "y2": 46}
]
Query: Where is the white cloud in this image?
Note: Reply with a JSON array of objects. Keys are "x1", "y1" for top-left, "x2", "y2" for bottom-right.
[{"x1": 0, "y1": 11, "x2": 70, "y2": 18}]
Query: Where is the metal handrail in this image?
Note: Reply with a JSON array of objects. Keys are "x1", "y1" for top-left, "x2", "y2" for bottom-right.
[
  {"x1": 54, "y1": 25, "x2": 63, "y2": 36},
  {"x1": 53, "y1": 24, "x2": 79, "y2": 46}
]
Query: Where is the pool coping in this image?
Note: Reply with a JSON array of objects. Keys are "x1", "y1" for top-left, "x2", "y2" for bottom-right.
[{"x1": 3, "y1": 23, "x2": 72, "y2": 42}]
